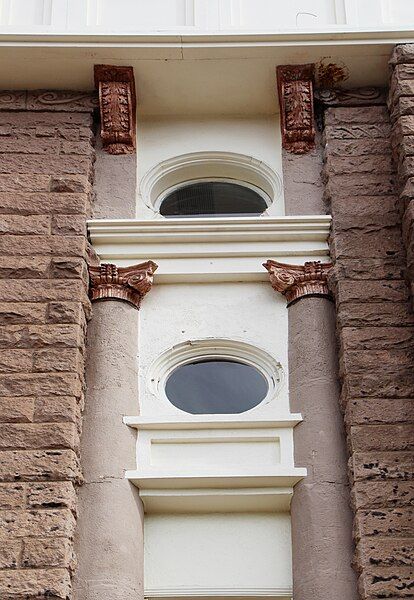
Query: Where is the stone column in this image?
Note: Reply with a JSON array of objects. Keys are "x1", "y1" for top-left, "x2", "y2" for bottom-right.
[
  {"x1": 74, "y1": 261, "x2": 157, "y2": 600},
  {"x1": 264, "y1": 260, "x2": 358, "y2": 600}
]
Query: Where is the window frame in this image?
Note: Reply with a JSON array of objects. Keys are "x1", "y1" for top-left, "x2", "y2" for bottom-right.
[{"x1": 156, "y1": 177, "x2": 271, "y2": 218}]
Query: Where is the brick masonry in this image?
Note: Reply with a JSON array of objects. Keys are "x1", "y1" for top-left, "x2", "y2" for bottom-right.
[
  {"x1": 0, "y1": 93, "x2": 96, "y2": 599},
  {"x1": 322, "y1": 96, "x2": 414, "y2": 596}
]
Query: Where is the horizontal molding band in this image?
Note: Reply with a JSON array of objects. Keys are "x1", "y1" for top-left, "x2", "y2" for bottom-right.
[
  {"x1": 144, "y1": 586, "x2": 292, "y2": 597},
  {"x1": 124, "y1": 415, "x2": 302, "y2": 429}
]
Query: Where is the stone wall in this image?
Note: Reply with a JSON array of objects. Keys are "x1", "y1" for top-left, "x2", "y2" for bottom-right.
[
  {"x1": 322, "y1": 101, "x2": 414, "y2": 598},
  {"x1": 389, "y1": 44, "x2": 414, "y2": 310},
  {"x1": 0, "y1": 92, "x2": 96, "y2": 599}
]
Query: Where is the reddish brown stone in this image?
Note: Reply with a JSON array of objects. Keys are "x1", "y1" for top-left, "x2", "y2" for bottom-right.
[
  {"x1": 0, "y1": 567, "x2": 71, "y2": 599},
  {"x1": 0, "y1": 398, "x2": 34, "y2": 423},
  {"x1": 345, "y1": 398, "x2": 414, "y2": 426},
  {"x1": 0, "y1": 541, "x2": 21, "y2": 569},
  {"x1": 0, "y1": 302, "x2": 46, "y2": 325},
  {"x1": 0, "y1": 483, "x2": 25, "y2": 509},
  {"x1": 352, "y1": 480, "x2": 414, "y2": 509},
  {"x1": 351, "y1": 451, "x2": 414, "y2": 482},
  {"x1": 21, "y1": 537, "x2": 74, "y2": 569},
  {"x1": 0, "y1": 192, "x2": 90, "y2": 216},
  {"x1": 27, "y1": 482, "x2": 77, "y2": 513},
  {"x1": 0, "y1": 449, "x2": 81, "y2": 482},
  {"x1": 0, "y1": 423, "x2": 78, "y2": 451},
  {"x1": 349, "y1": 424, "x2": 414, "y2": 452},
  {"x1": 0, "y1": 324, "x2": 84, "y2": 349},
  {"x1": 33, "y1": 396, "x2": 79, "y2": 424},
  {"x1": 355, "y1": 507, "x2": 413, "y2": 539}
]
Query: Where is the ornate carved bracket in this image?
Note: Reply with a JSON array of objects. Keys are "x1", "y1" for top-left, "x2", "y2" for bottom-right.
[
  {"x1": 88, "y1": 261, "x2": 158, "y2": 309},
  {"x1": 94, "y1": 65, "x2": 136, "y2": 155},
  {"x1": 277, "y1": 64, "x2": 315, "y2": 154},
  {"x1": 263, "y1": 260, "x2": 332, "y2": 305}
]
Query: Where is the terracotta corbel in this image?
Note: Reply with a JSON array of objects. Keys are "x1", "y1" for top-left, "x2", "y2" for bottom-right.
[
  {"x1": 94, "y1": 65, "x2": 136, "y2": 155},
  {"x1": 277, "y1": 64, "x2": 315, "y2": 154},
  {"x1": 88, "y1": 261, "x2": 158, "y2": 309},
  {"x1": 263, "y1": 260, "x2": 332, "y2": 306}
]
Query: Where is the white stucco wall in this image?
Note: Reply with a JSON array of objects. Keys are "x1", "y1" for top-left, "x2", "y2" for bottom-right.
[{"x1": 136, "y1": 115, "x2": 284, "y2": 218}]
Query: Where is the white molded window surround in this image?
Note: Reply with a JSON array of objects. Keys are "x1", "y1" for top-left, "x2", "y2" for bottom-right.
[
  {"x1": 139, "y1": 151, "x2": 282, "y2": 218},
  {"x1": 147, "y1": 338, "x2": 284, "y2": 418}
]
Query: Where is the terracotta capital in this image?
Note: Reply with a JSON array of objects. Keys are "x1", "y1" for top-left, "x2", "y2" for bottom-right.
[
  {"x1": 94, "y1": 64, "x2": 136, "y2": 155},
  {"x1": 263, "y1": 260, "x2": 332, "y2": 306},
  {"x1": 88, "y1": 261, "x2": 158, "y2": 309},
  {"x1": 277, "y1": 64, "x2": 315, "y2": 154}
]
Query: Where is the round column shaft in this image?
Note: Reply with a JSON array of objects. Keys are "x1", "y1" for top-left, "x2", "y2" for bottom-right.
[{"x1": 264, "y1": 260, "x2": 358, "y2": 600}]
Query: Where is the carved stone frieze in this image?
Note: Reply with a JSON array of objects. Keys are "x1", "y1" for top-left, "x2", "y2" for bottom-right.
[
  {"x1": 94, "y1": 64, "x2": 136, "y2": 155},
  {"x1": 277, "y1": 64, "x2": 315, "y2": 154},
  {"x1": 88, "y1": 261, "x2": 158, "y2": 309},
  {"x1": 315, "y1": 87, "x2": 386, "y2": 107},
  {"x1": 0, "y1": 90, "x2": 26, "y2": 110},
  {"x1": 27, "y1": 90, "x2": 98, "y2": 112},
  {"x1": 263, "y1": 260, "x2": 332, "y2": 305}
]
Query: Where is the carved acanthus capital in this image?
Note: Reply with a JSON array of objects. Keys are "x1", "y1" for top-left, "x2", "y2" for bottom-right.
[
  {"x1": 88, "y1": 261, "x2": 158, "y2": 309},
  {"x1": 94, "y1": 65, "x2": 136, "y2": 155},
  {"x1": 263, "y1": 260, "x2": 332, "y2": 305},
  {"x1": 277, "y1": 64, "x2": 315, "y2": 155}
]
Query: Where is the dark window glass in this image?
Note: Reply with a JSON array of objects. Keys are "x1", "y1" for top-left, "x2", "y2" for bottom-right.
[
  {"x1": 165, "y1": 359, "x2": 268, "y2": 414},
  {"x1": 160, "y1": 181, "x2": 267, "y2": 217}
]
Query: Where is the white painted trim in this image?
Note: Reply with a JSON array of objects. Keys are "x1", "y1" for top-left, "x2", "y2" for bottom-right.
[
  {"x1": 146, "y1": 338, "x2": 284, "y2": 417},
  {"x1": 139, "y1": 151, "x2": 282, "y2": 215},
  {"x1": 123, "y1": 415, "x2": 302, "y2": 429},
  {"x1": 144, "y1": 586, "x2": 292, "y2": 597},
  {"x1": 126, "y1": 468, "x2": 307, "y2": 488},
  {"x1": 87, "y1": 215, "x2": 331, "y2": 282}
]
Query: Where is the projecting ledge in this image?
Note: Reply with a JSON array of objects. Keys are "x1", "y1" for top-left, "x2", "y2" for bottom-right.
[{"x1": 123, "y1": 415, "x2": 303, "y2": 429}]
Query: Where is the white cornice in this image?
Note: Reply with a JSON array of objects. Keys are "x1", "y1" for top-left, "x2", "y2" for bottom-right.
[
  {"x1": 144, "y1": 585, "x2": 292, "y2": 597},
  {"x1": 88, "y1": 216, "x2": 331, "y2": 283}
]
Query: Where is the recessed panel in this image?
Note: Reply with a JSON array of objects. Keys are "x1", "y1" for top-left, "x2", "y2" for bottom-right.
[{"x1": 151, "y1": 437, "x2": 280, "y2": 469}]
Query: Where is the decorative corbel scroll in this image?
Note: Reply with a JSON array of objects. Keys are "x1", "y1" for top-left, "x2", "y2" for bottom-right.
[
  {"x1": 277, "y1": 64, "x2": 315, "y2": 154},
  {"x1": 263, "y1": 260, "x2": 332, "y2": 306},
  {"x1": 88, "y1": 261, "x2": 158, "y2": 309},
  {"x1": 94, "y1": 65, "x2": 136, "y2": 155}
]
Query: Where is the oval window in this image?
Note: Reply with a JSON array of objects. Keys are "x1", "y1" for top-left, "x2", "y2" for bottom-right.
[
  {"x1": 165, "y1": 359, "x2": 268, "y2": 414},
  {"x1": 159, "y1": 180, "x2": 268, "y2": 218}
]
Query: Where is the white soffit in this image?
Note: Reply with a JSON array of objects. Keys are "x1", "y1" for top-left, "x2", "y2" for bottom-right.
[
  {"x1": 0, "y1": 30, "x2": 413, "y2": 115},
  {"x1": 87, "y1": 215, "x2": 331, "y2": 283}
]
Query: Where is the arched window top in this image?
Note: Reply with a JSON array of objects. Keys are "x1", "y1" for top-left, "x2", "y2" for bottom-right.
[
  {"x1": 140, "y1": 151, "x2": 282, "y2": 217},
  {"x1": 159, "y1": 179, "x2": 268, "y2": 218}
]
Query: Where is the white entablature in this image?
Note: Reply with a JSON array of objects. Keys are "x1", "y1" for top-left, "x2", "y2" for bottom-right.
[{"x1": 1, "y1": 0, "x2": 413, "y2": 34}]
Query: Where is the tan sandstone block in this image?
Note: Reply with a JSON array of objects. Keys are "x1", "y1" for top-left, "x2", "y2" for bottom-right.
[
  {"x1": 0, "y1": 567, "x2": 71, "y2": 599},
  {"x1": 0, "y1": 449, "x2": 81, "y2": 482}
]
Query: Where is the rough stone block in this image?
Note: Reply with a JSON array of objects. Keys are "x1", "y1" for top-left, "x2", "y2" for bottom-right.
[
  {"x1": 0, "y1": 192, "x2": 90, "y2": 216},
  {"x1": 0, "y1": 302, "x2": 46, "y2": 325},
  {"x1": 349, "y1": 424, "x2": 414, "y2": 452},
  {"x1": 46, "y1": 301, "x2": 86, "y2": 325},
  {"x1": 34, "y1": 396, "x2": 79, "y2": 424},
  {"x1": 352, "y1": 451, "x2": 414, "y2": 482},
  {"x1": 341, "y1": 327, "x2": 414, "y2": 351},
  {"x1": 0, "y1": 483, "x2": 25, "y2": 509},
  {"x1": 21, "y1": 537, "x2": 74, "y2": 569},
  {"x1": 0, "y1": 422, "x2": 78, "y2": 450},
  {"x1": 0, "y1": 397, "x2": 34, "y2": 423},
  {"x1": 0, "y1": 449, "x2": 81, "y2": 482},
  {"x1": 352, "y1": 480, "x2": 414, "y2": 509},
  {"x1": 0, "y1": 350, "x2": 33, "y2": 373},
  {"x1": 0, "y1": 567, "x2": 71, "y2": 599},
  {"x1": 0, "y1": 214, "x2": 51, "y2": 235},
  {"x1": 52, "y1": 214, "x2": 87, "y2": 236},
  {"x1": 0, "y1": 372, "x2": 82, "y2": 398},
  {"x1": 355, "y1": 507, "x2": 413, "y2": 539},
  {"x1": 0, "y1": 324, "x2": 84, "y2": 350},
  {"x1": 0, "y1": 540, "x2": 21, "y2": 569},
  {"x1": 0, "y1": 174, "x2": 50, "y2": 192},
  {"x1": 0, "y1": 256, "x2": 50, "y2": 279},
  {"x1": 27, "y1": 482, "x2": 77, "y2": 512},
  {"x1": 345, "y1": 398, "x2": 414, "y2": 426},
  {"x1": 0, "y1": 234, "x2": 87, "y2": 257}
]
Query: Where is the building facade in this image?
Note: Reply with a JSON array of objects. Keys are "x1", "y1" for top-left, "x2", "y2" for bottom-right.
[{"x1": 0, "y1": 2, "x2": 413, "y2": 599}]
